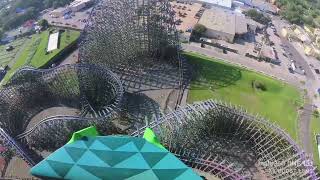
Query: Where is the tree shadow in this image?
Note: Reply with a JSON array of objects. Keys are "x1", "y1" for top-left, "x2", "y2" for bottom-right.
[
  {"x1": 185, "y1": 54, "x2": 242, "y2": 90},
  {"x1": 121, "y1": 92, "x2": 161, "y2": 124},
  {"x1": 234, "y1": 33, "x2": 256, "y2": 45}
]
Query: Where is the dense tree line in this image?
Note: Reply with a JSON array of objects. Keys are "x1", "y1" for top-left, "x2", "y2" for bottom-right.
[
  {"x1": 276, "y1": 0, "x2": 320, "y2": 27},
  {"x1": 244, "y1": 9, "x2": 271, "y2": 25},
  {"x1": 0, "y1": 0, "x2": 73, "y2": 33}
]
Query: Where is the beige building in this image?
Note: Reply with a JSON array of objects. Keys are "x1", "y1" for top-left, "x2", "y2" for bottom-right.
[
  {"x1": 50, "y1": 7, "x2": 70, "y2": 18},
  {"x1": 198, "y1": 7, "x2": 247, "y2": 43},
  {"x1": 177, "y1": 0, "x2": 232, "y2": 9}
]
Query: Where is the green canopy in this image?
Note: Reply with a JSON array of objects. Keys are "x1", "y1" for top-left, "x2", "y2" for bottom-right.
[
  {"x1": 30, "y1": 134, "x2": 201, "y2": 179},
  {"x1": 67, "y1": 126, "x2": 99, "y2": 144}
]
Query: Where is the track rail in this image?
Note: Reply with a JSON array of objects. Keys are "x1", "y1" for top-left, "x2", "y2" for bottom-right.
[
  {"x1": 0, "y1": 128, "x2": 35, "y2": 166},
  {"x1": 131, "y1": 100, "x2": 319, "y2": 179}
]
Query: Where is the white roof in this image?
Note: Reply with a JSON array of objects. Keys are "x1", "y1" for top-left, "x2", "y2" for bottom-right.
[
  {"x1": 199, "y1": 0, "x2": 232, "y2": 8},
  {"x1": 69, "y1": 0, "x2": 92, "y2": 7},
  {"x1": 47, "y1": 32, "x2": 59, "y2": 52}
]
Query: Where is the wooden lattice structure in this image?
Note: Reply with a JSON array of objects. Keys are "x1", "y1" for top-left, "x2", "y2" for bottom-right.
[
  {"x1": 0, "y1": 64, "x2": 123, "y2": 165},
  {"x1": 131, "y1": 100, "x2": 320, "y2": 179},
  {"x1": 79, "y1": 0, "x2": 185, "y2": 94}
]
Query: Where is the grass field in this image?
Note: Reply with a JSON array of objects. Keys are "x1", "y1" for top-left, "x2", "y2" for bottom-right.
[
  {"x1": 1, "y1": 29, "x2": 80, "y2": 84},
  {"x1": 0, "y1": 38, "x2": 27, "y2": 68},
  {"x1": 310, "y1": 115, "x2": 320, "y2": 169},
  {"x1": 185, "y1": 52, "x2": 303, "y2": 140}
]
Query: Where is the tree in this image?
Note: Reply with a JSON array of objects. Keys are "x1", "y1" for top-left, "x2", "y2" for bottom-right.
[
  {"x1": 193, "y1": 24, "x2": 207, "y2": 36},
  {"x1": 245, "y1": 9, "x2": 271, "y2": 25},
  {"x1": 0, "y1": 29, "x2": 3, "y2": 40},
  {"x1": 0, "y1": 0, "x2": 73, "y2": 31},
  {"x1": 38, "y1": 19, "x2": 49, "y2": 30}
]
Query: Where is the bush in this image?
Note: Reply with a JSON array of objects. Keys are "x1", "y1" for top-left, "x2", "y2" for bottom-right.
[
  {"x1": 192, "y1": 24, "x2": 207, "y2": 39},
  {"x1": 252, "y1": 80, "x2": 267, "y2": 91},
  {"x1": 245, "y1": 9, "x2": 271, "y2": 25},
  {"x1": 313, "y1": 110, "x2": 319, "y2": 118},
  {"x1": 38, "y1": 19, "x2": 49, "y2": 30}
]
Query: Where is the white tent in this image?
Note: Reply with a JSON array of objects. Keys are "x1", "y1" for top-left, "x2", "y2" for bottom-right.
[{"x1": 47, "y1": 32, "x2": 59, "y2": 52}]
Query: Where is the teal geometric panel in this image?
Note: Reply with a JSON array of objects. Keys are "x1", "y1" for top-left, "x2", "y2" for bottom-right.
[{"x1": 30, "y1": 136, "x2": 202, "y2": 180}]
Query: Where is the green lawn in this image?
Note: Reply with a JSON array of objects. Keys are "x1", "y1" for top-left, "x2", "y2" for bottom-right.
[
  {"x1": 310, "y1": 115, "x2": 320, "y2": 169},
  {"x1": 1, "y1": 29, "x2": 80, "y2": 84},
  {"x1": 0, "y1": 38, "x2": 27, "y2": 68},
  {"x1": 30, "y1": 30, "x2": 80, "y2": 67},
  {"x1": 185, "y1": 52, "x2": 303, "y2": 140}
]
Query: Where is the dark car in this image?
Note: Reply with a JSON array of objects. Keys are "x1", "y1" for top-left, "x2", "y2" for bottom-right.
[
  {"x1": 223, "y1": 49, "x2": 227, "y2": 54},
  {"x1": 5, "y1": 45, "x2": 14, "y2": 51},
  {"x1": 288, "y1": 67, "x2": 294, "y2": 73},
  {"x1": 315, "y1": 69, "x2": 320, "y2": 74}
]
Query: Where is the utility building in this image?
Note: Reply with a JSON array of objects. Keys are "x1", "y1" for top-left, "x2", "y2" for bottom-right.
[{"x1": 198, "y1": 7, "x2": 247, "y2": 43}]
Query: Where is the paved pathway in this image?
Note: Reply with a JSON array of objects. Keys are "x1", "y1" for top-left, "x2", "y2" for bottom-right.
[
  {"x1": 299, "y1": 101, "x2": 314, "y2": 156},
  {"x1": 271, "y1": 15, "x2": 319, "y2": 157}
]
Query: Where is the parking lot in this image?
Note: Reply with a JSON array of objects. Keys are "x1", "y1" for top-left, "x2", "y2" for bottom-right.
[
  {"x1": 171, "y1": 2, "x2": 202, "y2": 32},
  {"x1": 42, "y1": 7, "x2": 92, "y2": 30},
  {"x1": 266, "y1": 25, "x2": 302, "y2": 74}
]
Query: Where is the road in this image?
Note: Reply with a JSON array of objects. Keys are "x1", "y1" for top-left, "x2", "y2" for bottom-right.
[
  {"x1": 271, "y1": 15, "x2": 319, "y2": 157},
  {"x1": 273, "y1": 19, "x2": 315, "y2": 81},
  {"x1": 182, "y1": 20, "x2": 317, "y2": 157}
]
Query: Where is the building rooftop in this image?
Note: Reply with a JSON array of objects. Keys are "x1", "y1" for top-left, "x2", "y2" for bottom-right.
[
  {"x1": 236, "y1": 0, "x2": 253, "y2": 6},
  {"x1": 198, "y1": 7, "x2": 235, "y2": 35},
  {"x1": 235, "y1": 15, "x2": 247, "y2": 34},
  {"x1": 52, "y1": 7, "x2": 67, "y2": 13},
  {"x1": 199, "y1": 0, "x2": 232, "y2": 8},
  {"x1": 260, "y1": 45, "x2": 275, "y2": 60}
]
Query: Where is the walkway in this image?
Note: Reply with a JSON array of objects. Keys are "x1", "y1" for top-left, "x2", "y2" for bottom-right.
[
  {"x1": 299, "y1": 101, "x2": 314, "y2": 155},
  {"x1": 272, "y1": 15, "x2": 319, "y2": 157}
]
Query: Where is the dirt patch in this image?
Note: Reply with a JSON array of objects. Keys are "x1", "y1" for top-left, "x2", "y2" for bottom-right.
[
  {"x1": 26, "y1": 107, "x2": 80, "y2": 131},
  {"x1": 5, "y1": 156, "x2": 34, "y2": 179},
  {"x1": 194, "y1": 169, "x2": 220, "y2": 180}
]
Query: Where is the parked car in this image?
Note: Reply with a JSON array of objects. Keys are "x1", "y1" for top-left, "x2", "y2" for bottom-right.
[
  {"x1": 288, "y1": 67, "x2": 294, "y2": 73},
  {"x1": 5, "y1": 45, "x2": 14, "y2": 51},
  {"x1": 223, "y1": 49, "x2": 227, "y2": 54}
]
